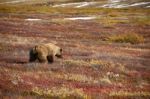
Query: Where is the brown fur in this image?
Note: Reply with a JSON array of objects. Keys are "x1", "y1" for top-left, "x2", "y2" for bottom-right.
[{"x1": 29, "y1": 43, "x2": 62, "y2": 63}]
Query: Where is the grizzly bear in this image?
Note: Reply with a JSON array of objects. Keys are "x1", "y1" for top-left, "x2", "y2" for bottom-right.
[{"x1": 29, "y1": 43, "x2": 62, "y2": 63}]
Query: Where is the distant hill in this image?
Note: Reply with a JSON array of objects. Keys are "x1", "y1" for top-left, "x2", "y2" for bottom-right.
[{"x1": 0, "y1": 0, "x2": 150, "y2": 8}]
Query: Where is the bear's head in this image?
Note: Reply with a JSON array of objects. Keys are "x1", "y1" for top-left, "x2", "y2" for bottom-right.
[{"x1": 55, "y1": 47, "x2": 63, "y2": 58}]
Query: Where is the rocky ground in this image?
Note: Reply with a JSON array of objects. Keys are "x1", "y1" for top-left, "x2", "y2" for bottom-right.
[{"x1": 0, "y1": 1, "x2": 150, "y2": 99}]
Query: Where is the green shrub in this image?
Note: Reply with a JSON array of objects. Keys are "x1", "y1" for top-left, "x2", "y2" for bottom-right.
[{"x1": 109, "y1": 33, "x2": 144, "y2": 44}]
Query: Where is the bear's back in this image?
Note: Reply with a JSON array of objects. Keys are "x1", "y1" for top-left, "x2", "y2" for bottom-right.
[
  {"x1": 35, "y1": 44, "x2": 48, "y2": 54},
  {"x1": 35, "y1": 43, "x2": 59, "y2": 55},
  {"x1": 44, "y1": 43, "x2": 59, "y2": 54},
  {"x1": 44, "y1": 43, "x2": 58, "y2": 50}
]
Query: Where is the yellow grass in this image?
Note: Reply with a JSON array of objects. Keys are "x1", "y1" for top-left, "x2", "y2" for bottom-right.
[
  {"x1": 32, "y1": 86, "x2": 88, "y2": 98},
  {"x1": 109, "y1": 33, "x2": 144, "y2": 44},
  {"x1": 109, "y1": 91, "x2": 150, "y2": 97}
]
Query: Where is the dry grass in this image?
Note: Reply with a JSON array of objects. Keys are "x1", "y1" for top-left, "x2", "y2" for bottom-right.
[
  {"x1": 0, "y1": 4, "x2": 149, "y2": 15},
  {"x1": 64, "y1": 59, "x2": 126, "y2": 72},
  {"x1": 31, "y1": 86, "x2": 88, "y2": 98},
  {"x1": 63, "y1": 59, "x2": 112, "y2": 68},
  {"x1": 99, "y1": 16, "x2": 129, "y2": 27},
  {"x1": 109, "y1": 91, "x2": 150, "y2": 97},
  {"x1": 130, "y1": 16, "x2": 150, "y2": 26},
  {"x1": 108, "y1": 33, "x2": 144, "y2": 44},
  {"x1": 64, "y1": 60, "x2": 89, "y2": 66},
  {"x1": 0, "y1": 43, "x2": 10, "y2": 52},
  {"x1": 55, "y1": 73, "x2": 101, "y2": 84}
]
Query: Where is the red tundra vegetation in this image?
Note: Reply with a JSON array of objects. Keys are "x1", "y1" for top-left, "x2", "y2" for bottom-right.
[{"x1": 0, "y1": 2, "x2": 150, "y2": 99}]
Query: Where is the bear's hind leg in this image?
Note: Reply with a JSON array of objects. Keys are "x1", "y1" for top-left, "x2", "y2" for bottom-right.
[
  {"x1": 29, "y1": 49, "x2": 37, "y2": 62},
  {"x1": 38, "y1": 55, "x2": 47, "y2": 63}
]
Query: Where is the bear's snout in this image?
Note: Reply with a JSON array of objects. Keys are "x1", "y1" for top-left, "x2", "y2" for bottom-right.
[{"x1": 56, "y1": 54, "x2": 63, "y2": 58}]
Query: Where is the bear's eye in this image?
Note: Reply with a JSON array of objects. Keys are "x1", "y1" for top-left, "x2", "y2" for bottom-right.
[{"x1": 60, "y1": 48, "x2": 62, "y2": 52}]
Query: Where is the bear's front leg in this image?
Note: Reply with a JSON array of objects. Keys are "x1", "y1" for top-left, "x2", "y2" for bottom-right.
[{"x1": 47, "y1": 55, "x2": 54, "y2": 63}]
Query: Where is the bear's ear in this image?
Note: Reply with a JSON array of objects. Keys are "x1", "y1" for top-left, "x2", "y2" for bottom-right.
[
  {"x1": 35, "y1": 45, "x2": 38, "y2": 49},
  {"x1": 32, "y1": 45, "x2": 38, "y2": 54},
  {"x1": 32, "y1": 47, "x2": 36, "y2": 53}
]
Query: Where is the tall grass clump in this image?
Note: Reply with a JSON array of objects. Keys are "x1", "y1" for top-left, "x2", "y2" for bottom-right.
[{"x1": 109, "y1": 33, "x2": 144, "y2": 44}]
